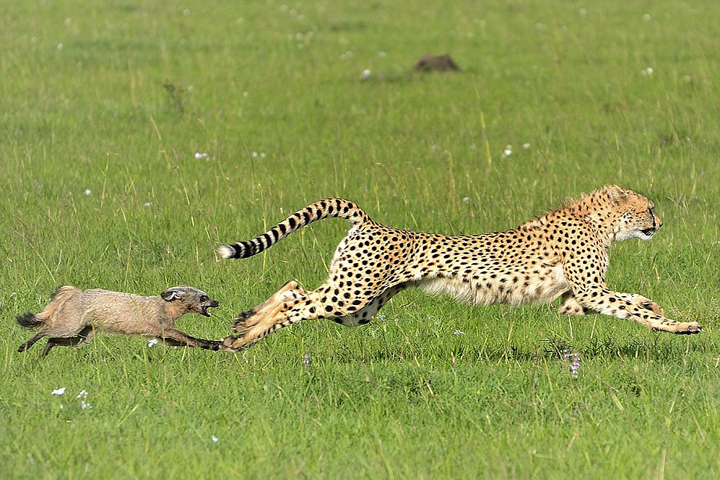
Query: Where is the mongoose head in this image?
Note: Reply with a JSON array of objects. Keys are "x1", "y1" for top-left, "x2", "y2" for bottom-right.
[{"x1": 160, "y1": 287, "x2": 219, "y2": 317}]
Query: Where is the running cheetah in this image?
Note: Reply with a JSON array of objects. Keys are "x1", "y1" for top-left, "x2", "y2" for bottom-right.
[{"x1": 218, "y1": 185, "x2": 701, "y2": 350}]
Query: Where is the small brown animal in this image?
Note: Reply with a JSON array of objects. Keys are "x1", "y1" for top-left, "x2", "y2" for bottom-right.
[
  {"x1": 414, "y1": 54, "x2": 460, "y2": 72},
  {"x1": 16, "y1": 286, "x2": 221, "y2": 357}
]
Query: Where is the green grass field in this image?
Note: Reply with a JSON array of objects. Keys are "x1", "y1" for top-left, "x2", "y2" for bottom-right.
[{"x1": 2, "y1": 0, "x2": 720, "y2": 478}]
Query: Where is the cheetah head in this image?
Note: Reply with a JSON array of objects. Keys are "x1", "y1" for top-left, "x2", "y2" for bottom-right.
[{"x1": 608, "y1": 187, "x2": 663, "y2": 242}]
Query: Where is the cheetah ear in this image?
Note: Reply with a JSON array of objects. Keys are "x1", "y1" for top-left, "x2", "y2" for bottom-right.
[
  {"x1": 607, "y1": 185, "x2": 628, "y2": 205},
  {"x1": 161, "y1": 288, "x2": 182, "y2": 301}
]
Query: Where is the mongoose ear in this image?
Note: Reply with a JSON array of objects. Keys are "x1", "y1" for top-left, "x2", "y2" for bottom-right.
[{"x1": 161, "y1": 289, "x2": 182, "y2": 301}]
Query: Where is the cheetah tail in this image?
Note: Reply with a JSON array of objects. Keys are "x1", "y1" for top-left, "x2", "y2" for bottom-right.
[{"x1": 218, "y1": 198, "x2": 369, "y2": 259}]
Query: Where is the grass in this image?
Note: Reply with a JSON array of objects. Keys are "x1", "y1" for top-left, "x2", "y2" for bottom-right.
[{"x1": 2, "y1": 0, "x2": 720, "y2": 478}]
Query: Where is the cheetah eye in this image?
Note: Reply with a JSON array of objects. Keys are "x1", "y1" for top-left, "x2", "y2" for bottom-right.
[{"x1": 200, "y1": 295, "x2": 208, "y2": 302}]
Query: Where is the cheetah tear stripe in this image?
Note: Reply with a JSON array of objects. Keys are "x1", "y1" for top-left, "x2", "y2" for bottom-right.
[{"x1": 218, "y1": 198, "x2": 368, "y2": 259}]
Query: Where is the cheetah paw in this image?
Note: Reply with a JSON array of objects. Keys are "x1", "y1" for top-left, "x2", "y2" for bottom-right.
[
  {"x1": 674, "y1": 322, "x2": 703, "y2": 335},
  {"x1": 232, "y1": 309, "x2": 257, "y2": 333}
]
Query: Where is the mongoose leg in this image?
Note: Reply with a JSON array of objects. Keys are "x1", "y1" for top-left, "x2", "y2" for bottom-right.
[
  {"x1": 40, "y1": 326, "x2": 95, "y2": 357},
  {"x1": 18, "y1": 330, "x2": 50, "y2": 353},
  {"x1": 158, "y1": 328, "x2": 221, "y2": 351}
]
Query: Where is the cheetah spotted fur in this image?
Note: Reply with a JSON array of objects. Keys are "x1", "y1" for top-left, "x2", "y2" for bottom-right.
[{"x1": 218, "y1": 185, "x2": 701, "y2": 350}]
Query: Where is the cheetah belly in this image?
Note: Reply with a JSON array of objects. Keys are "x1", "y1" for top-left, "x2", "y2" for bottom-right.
[{"x1": 418, "y1": 264, "x2": 568, "y2": 307}]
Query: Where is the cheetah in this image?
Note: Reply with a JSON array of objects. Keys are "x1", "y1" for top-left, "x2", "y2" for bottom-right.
[{"x1": 217, "y1": 185, "x2": 701, "y2": 350}]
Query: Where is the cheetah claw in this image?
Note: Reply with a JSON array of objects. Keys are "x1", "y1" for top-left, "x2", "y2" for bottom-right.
[
  {"x1": 676, "y1": 323, "x2": 702, "y2": 335},
  {"x1": 232, "y1": 309, "x2": 256, "y2": 331}
]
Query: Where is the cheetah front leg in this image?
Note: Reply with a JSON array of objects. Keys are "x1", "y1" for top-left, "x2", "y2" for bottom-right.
[
  {"x1": 572, "y1": 285, "x2": 701, "y2": 334},
  {"x1": 558, "y1": 292, "x2": 589, "y2": 316},
  {"x1": 559, "y1": 291, "x2": 663, "y2": 317},
  {"x1": 562, "y1": 253, "x2": 700, "y2": 334}
]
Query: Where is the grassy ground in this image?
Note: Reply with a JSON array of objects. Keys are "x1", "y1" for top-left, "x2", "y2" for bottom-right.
[{"x1": 2, "y1": 0, "x2": 720, "y2": 478}]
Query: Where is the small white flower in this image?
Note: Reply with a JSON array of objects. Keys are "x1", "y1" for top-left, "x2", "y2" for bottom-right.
[
  {"x1": 252, "y1": 151, "x2": 258, "y2": 158},
  {"x1": 378, "y1": 51, "x2": 387, "y2": 58},
  {"x1": 52, "y1": 387, "x2": 66, "y2": 395},
  {"x1": 59, "y1": 404, "x2": 65, "y2": 409},
  {"x1": 522, "y1": 143, "x2": 531, "y2": 149},
  {"x1": 57, "y1": 43, "x2": 64, "y2": 50},
  {"x1": 194, "y1": 152, "x2": 203, "y2": 159},
  {"x1": 361, "y1": 69, "x2": 371, "y2": 80},
  {"x1": 377, "y1": 313, "x2": 386, "y2": 320},
  {"x1": 143, "y1": 202, "x2": 152, "y2": 207},
  {"x1": 242, "y1": 91, "x2": 249, "y2": 98},
  {"x1": 462, "y1": 197, "x2": 470, "y2": 203},
  {"x1": 260, "y1": 152, "x2": 266, "y2": 158},
  {"x1": 80, "y1": 400, "x2": 91, "y2": 410},
  {"x1": 211, "y1": 435, "x2": 219, "y2": 443},
  {"x1": 76, "y1": 390, "x2": 88, "y2": 399},
  {"x1": 148, "y1": 339, "x2": 159, "y2": 347},
  {"x1": 84, "y1": 189, "x2": 92, "y2": 195},
  {"x1": 453, "y1": 329, "x2": 465, "y2": 335},
  {"x1": 643, "y1": 14, "x2": 652, "y2": 21},
  {"x1": 503, "y1": 145, "x2": 513, "y2": 157},
  {"x1": 187, "y1": 85, "x2": 194, "y2": 92},
  {"x1": 64, "y1": 18, "x2": 72, "y2": 26},
  {"x1": 641, "y1": 67, "x2": 654, "y2": 76}
]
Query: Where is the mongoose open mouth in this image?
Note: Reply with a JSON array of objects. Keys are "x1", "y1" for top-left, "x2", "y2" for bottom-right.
[{"x1": 201, "y1": 301, "x2": 219, "y2": 317}]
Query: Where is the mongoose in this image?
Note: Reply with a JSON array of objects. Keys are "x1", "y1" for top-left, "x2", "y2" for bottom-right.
[{"x1": 16, "y1": 286, "x2": 221, "y2": 357}]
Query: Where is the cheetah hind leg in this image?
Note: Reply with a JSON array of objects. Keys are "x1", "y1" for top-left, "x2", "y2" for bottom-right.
[
  {"x1": 232, "y1": 281, "x2": 307, "y2": 334},
  {"x1": 336, "y1": 283, "x2": 409, "y2": 327}
]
